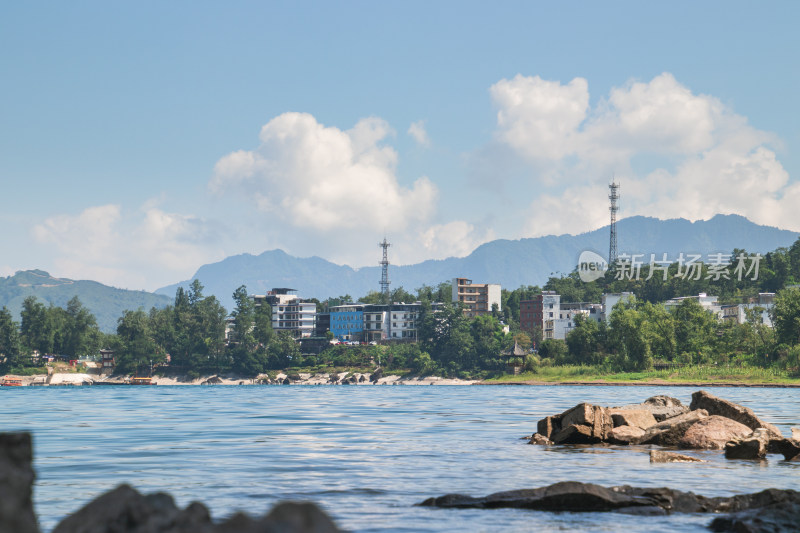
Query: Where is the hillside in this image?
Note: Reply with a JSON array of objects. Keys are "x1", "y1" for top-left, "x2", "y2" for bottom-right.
[
  {"x1": 0, "y1": 270, "x2": 171, "y2": 333},
  {"x1": 157, "y1": 214, "x2": 800, "y2": 309}
]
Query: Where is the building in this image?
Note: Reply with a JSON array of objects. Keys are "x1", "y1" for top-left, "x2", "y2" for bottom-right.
[
  {"x1": 520, "y1": 291, "x2": 560, "y2": 340},
  {"x1": 329, "y1": 304, "x2": 365, "y2": 341},
  {"x1": 601, "y1": 292, "x2": 635, "y2": 322},
  {"x1": 362, "y1": 302, "x2": 442, "y2": 341},
  {"x1": 451, "y1": 278, "x2": 501, "y2": 318},
  {"x1": 253, "y1": 288, "x2": 316, "y2": 338},
  {"x1": 99, "y1": 349, "x2": 115, "y2": 372},
  {"x1": 721, "y1": 293, "x2": 775, "y2": 327},
  {"x1": 663, "y1": 293, "x2": 722, "y2": 317}
]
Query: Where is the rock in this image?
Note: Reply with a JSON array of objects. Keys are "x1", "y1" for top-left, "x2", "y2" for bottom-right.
[
  {"x1": 644, "y1": 395, "x2": 684, "y2": 408},
  {"x1": 560, "y1": 403, "x2": 595, "y2": 428},
  {"x1": 678, "y1": 415, "x2": 752, "y2": 450},
  {"x1": 613, "y1": 396, "x2": 688, "y2": 422},
  {"x1": 638, "y1": 409, "x2": 709, "y2": 446},
  {"x1": 725, "y1": 428, "x2": 771, "y2": 459},
  {"x1": 690, "y1": 390, "x2": 782, "y2": 438},
  {"x1": 607, "y1": 425, "x2": 645, "y2": 445},
  {"x1": 537, "y1": 415, "x2": 561, "y2": 440},
  {"x1": 215, "y1": 502, "x2": 340, "y2": 533},
  {"x1": 774, "y1": 437, "x2": 800, "y2": 460},
  {"x1": 358, "y1": 375, "x2": 366, "y2": 383},
  {"x1": 649, "y1": 450, "x2": 705, "y2": 463},
  {"x1": 792, "y1": 427, "x2": 800, "y2": 440},
  {"x1": 528, "y1": 433, "x2": 552, "y2": 445},
  {"x1": 418, "y1": 481, "x2": 657, "y2": 513},
  {"x1": 709, "y1": 501, "x2": 800, "y2": 533},
  {"x1": 420, "y1": 482, "x2": 800, "y2": 522},
  {"x1": 551, "y1": 424, "x2": 599, "y2": 445},
  {"x1": 369, "y1": 368, "x2": 383, "y2": 382},
  {"x1": 0, "y1": 432, "x2": 38, "y2": 533},
  {"x1": 282, "y1": 377, "x2": 291, "y2": 385},
  {"x1": 610, "y1": 409, "x2": 657, "y2": 430},
  {"x1": 53, "y1": 484, "x2": 213, "y2": 533}
]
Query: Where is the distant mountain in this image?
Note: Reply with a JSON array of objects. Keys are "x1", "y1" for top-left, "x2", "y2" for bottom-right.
[
  {"x1": 0, "y1": 270, "x2": 171, "y2": 333},
  {"x1": 157, "y1": 214, "x2": 800, "y2": 309}
]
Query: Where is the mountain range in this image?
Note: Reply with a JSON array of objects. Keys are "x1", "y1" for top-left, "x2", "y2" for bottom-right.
[
  {"x1": 156, "y1": 214, "x2": 800, "y2": 310},
  {"x1": 0, "y1": 270, "x2": 171, "y2": 333}
]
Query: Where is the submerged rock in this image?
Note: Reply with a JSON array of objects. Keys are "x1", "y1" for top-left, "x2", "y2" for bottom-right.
[{"x1": 649, "y1": 450, "x2": 705, "y2": 463}]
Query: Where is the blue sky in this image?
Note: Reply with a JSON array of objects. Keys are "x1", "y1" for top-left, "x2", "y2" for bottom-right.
[{"x1": 1, "y1": 1, "x2": 798, "y2": 291}]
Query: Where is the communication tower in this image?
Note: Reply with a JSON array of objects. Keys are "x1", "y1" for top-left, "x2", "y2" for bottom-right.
[
  {"x1": 609, "y1": 181, "x2": 620, "y2": 264},
  {"x1": 379, "y1": 238, "x2": 391, "y2": 303}
]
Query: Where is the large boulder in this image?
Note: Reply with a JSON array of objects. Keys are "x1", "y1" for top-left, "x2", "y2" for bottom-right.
[
  {"x1": 0, "y1": 432, "x2": 38, "y2": 533},
  {"x1": 613, "y1": 396, "x2": 688, "y2": 422},
  {"x1": 607, "y1": 425, "x2": 645, "y2": 445},
  {"x1": 638, "y1": 409, "x2": 709, "y2": 446},
  {"x1": 725, "y1": 428, "x2": 771, "y2": 460},
  {"x1": 537, "y1": 415, "x2": 561, "y2": 440},
  {"x1": 690, "y1": 390, "x2": 782, "y2": 438},
  {"x1": 552, "y1": 424, "x2": 598, "y2": 445},
  {"x1": 774, "y1": 437, "x2": 800, "y2": 461},
  {"x1": 548, "y1": 404, "x2": 612, "y2": 444},
  {"x1": 678, "y1": 415, "x2": 753, "y2": 450},
  {"x1": 610, "y1": 409, "x2": 657, "y2": 430}
]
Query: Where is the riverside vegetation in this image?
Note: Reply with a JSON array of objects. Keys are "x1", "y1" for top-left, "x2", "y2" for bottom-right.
[{"x1": 1, "y1": 239, "x2": 800, "y2": 383}]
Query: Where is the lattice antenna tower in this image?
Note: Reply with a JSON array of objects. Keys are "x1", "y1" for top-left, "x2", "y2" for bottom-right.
[
  {"x1": 609, "y1": 180, "x2": 620, "y2": 264},
  {"x1": 379, "y1": 238, "x2": 391, "y2": 303}
]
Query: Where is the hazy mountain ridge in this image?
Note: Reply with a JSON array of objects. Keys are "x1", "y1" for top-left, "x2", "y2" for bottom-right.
[
  {"x1": 0, "y1": 270, "x2": 171, "y2": 333},
  {"x1": 157, "y1": 214, "x2": 799, "y2": 309}
]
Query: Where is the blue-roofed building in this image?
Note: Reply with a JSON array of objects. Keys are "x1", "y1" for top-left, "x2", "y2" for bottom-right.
[{"x1": 330, "y1": 304, "x2": 365, "y2": 341}]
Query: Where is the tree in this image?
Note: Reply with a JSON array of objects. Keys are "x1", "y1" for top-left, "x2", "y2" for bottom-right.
[
  {"x1": 672, "y1": 299, "x2": 718, "y2": 364},
  {"x1": 63, "y1": 296, "x2": 100, "y2": 358},
  {"x1": 0, "y1": 307, "x2": 21, "y2": 370},
  {"x1": 230, "y1": 285, "x2": 263, "y2": 375},
  {"x1": 115, "y1": 309, "x2": 163, "y2": 375},
  {"x1": 772, "y1": 288, "x2": 800, "y2": 347}
]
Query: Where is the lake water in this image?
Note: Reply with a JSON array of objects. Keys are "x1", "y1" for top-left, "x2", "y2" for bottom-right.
[{"x1": 2, "y1": 385, "x2": 799, "y2": 532}]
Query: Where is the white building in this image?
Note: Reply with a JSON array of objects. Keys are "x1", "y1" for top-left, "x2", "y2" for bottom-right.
[
  {"x1": 253, "y1": 288, "x2": 316, "y2": 338},
  {"x1": 601, "y1": 292, "x2": 634, "y2": 322}
]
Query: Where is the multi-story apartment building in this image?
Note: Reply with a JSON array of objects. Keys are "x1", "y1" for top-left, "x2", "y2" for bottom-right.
[
  {"x1": 451, "y1": 277, "x2": 501, "y2": 318},
  {"x1": 330, "y1": 304, "x2": 365, "y2": 340},
  {"x1": 253, "y1": 288, "x2": 316, "y2": 338},
  {"x1": 520, "y1": 291, "x2": 560, "y2": 340}
]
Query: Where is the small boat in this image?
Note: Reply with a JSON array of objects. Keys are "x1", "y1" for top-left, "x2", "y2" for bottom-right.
[{"x1": 1, "y1": 376, "x2": 23, "y2": 387}]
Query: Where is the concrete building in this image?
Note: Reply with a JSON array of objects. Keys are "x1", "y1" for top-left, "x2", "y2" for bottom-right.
[
  {"x1": 330, "y1": 304, "x2": 365, "y2": 341},
  {"x1": 253, "y1": 288, "x2": 316, "y2": 338},
  {"x1": 520, "y1": 291, "x2": 561, "y2": 341},
  {"x1": 664, "y1": 293, "x2": 722, "y2": 318},
  {"x1": 721, "y1": 293, "x2": 775, "y2": 327},
  {"x1": 451, "y1": 278, "x2": 501, "y2": 318},
  {"x1": 601, "y1": 292, "x2": 634, "y2": 322}
]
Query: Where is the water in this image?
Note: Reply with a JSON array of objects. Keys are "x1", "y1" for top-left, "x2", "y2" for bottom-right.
[{"x1": 2, "y1": 385, "x2": 798, "y2": 532}]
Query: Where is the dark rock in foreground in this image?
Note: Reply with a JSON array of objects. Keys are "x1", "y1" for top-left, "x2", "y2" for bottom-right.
[
  {"x1": 420, "y1": 481, "x2": 800, "y2": 528},
  {"x1": 0, "y1": 432, "x2": 38, "y2": 533},
  {"x1": 1, "y1": 431, "x2": 340, "y2": 533}
]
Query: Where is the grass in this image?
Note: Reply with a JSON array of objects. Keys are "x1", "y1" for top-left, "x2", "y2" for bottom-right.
[{"x1": 485, "y1": 364, "x2": 800, "y2": 385}]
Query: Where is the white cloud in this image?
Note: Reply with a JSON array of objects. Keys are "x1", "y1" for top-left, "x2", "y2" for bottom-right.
[
  {"x1": 417, "y1": 221, "x2": 496, "y2": 260},
  {"x1": 490, "y1": 72, "x2": 798, "y2": 235},
  {"x1": 32, "y1": 204, "x2": 224, "y2": 290},
  {"x1": 211, "y1": 112, "x2": 437, "y2": 232},
  {"x1": 407, "y1": 120, "x2": 430, "y2": 147}
]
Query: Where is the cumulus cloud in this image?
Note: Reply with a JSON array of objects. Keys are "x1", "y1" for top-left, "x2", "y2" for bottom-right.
[
  {"x1": 407, "y1": 120, "x2": 430, "y2": 147},
  {"x1": 32, "y1": 204, "x2": 224, "y2": 290},
  {"x1": 211, "y1": 112, "x2": 437, "y2": 232},
  {"x1": 490, "y1": 72, "x2": 797, "y2": 235}
]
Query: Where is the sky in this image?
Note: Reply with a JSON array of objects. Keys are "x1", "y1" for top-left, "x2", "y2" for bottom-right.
[{"x1": 1, "y1": 1, "x2": 798, "y2": 291}]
